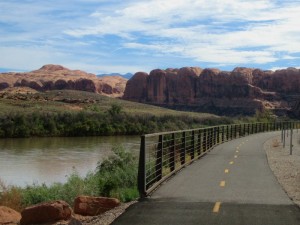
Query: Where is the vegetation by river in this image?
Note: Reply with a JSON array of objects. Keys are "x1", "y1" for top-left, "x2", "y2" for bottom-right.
[
  {"x1": 0, "y1": 90, "x2": 233, "y2": 138},
  {"x1": 0, "y1": 145, "x2": 138, "y2": 212}
]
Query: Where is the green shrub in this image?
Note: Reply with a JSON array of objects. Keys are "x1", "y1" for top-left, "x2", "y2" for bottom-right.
[{"x1": 96, "y1": 145, "x2": 139, "y2": 202}]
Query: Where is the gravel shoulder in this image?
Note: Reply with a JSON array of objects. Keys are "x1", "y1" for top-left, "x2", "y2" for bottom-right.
[
  {"x1": 79, "y1": 201, "x2": 137, "y2": 225},
  {"x1": 264, "y1": 132, "x2": 300, "y2": 207}
]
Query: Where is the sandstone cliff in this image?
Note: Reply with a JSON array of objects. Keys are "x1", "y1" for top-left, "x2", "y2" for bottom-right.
[
  {"x1": 123, "y1": 67, "x2": 300, "y2": 115},
  {"x1": 0, "y1": 65, "x2": 127, "y2": 97}
]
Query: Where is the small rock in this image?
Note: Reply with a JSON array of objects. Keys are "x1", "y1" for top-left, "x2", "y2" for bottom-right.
[
  {"x1": 68, "y1": 217, "x2": 82, "y2": 225},
  {"x1": 20, "y1": 200, "x2": 72, "y2": 225},
  {"x1": 74, "y1": 196, "x2": 120, "y2": 216},
  {"x1": 0, "y1": 206, "x2": 21, "y2": 225}
]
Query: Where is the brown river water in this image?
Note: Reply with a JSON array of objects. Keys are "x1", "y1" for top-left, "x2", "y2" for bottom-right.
[{"x1": 0, "y1": 136, "x2": 140, "y2": 187}]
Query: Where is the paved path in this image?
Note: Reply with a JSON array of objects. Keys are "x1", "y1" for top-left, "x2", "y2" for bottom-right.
[{"x1": 112, "y1": 132, "x2": 300, "y2": 225}]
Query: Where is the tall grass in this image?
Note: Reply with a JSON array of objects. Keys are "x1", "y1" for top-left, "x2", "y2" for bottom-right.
[{"x1": 0, "y1": 145, "x2": 139, "y2": 212}]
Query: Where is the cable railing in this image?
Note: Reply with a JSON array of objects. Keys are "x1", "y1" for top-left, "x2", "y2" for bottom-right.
[{"x1": 137, "y1": 121, "x2": 300, "y2": 197}]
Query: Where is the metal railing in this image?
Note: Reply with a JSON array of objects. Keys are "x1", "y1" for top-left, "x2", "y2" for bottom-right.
[{"x1": 138, "y1": 121, "x2": 300, "y2": 196}]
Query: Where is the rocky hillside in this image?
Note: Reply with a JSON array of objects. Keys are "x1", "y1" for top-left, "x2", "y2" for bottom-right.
[
  {"x1": 123, "y1": 67, "x2": 300, "y2": 115},
  {"x1": 0, "y1": 65, "x2": 127, "y2": 97}
]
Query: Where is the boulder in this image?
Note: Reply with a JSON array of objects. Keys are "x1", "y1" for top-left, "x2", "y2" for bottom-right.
[
  {"x1": 0, "y1": 206, "x2": 21, "y2": 225},
  {"x1": 20, "y1": 200, "x2": 72, "y2": 225},
  {"x1": 74, "y1": 196, "x2": 120, "y2": 216}
]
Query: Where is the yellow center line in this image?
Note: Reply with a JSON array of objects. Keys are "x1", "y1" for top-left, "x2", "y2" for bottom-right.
[
  {"x1": 234, "y1": 155, "x2": 238, "y2": 158},
  {"x1": 220, "y1": 181, "x2": 226, "y2": 187},
  {"x1": 236, "y1": 150, "x2": 239, "y2": 153},
  {"x1": 225, "y1": 169, "x2": 229, "y2": 173},
  {"x1": 213, "y1": 202, "x2": 221, "y2": 213},
  {"x1": 229, "y1": 161, "x2": 234, "y2": 165}
]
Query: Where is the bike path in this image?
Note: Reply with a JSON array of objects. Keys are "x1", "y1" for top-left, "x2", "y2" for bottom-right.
[{"x1": 112, "y1": 132, "x2": 300, "y2": 225}]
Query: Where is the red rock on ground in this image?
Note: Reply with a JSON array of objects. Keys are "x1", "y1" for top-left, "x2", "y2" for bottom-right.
[
  {"x1": 20, "y1": 200, "x2": 72, "y2": 225},
  {"x1": 74, "y1": 196, "x2": 120, "y2": 216},
  {"x1": 0, "y1": 206, "x2": 21, "y2": 225}
]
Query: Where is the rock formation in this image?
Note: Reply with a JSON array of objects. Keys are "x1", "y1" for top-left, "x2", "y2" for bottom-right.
[
  {"x1": 0, "y1": 206, "x2": 21, "y2": 225},
  {"x1": 123, "y1": 67, "x2": 300, "y2": 115},
  {"x1": 20, "y1": 200, "x2": 72, "y2": 225},
  {"x1": 0, "y1": 64, "x2": 127, "y2": 97},
  {"x1": 74, "y1": 196, "x2": 120, "y2": 216}
]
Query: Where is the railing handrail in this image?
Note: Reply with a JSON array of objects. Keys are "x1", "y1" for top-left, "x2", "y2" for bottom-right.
[
  {"x1": 138, "y1": 121, "x2": 299, "y2": 197},
  {"x1": 142, "y1": 121, "x2": 293, "y2": 138}
]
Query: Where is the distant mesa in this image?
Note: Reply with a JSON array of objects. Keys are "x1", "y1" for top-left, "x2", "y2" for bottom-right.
[
  {"x1": 0, "y1": 64, "x2": 127, "y2": 97},
  {"x1": 97, "y1": 72, "x2": 133, "y2": 79},
  {"x1": 123, "y1": 66, "x2": 300, "y2": 116}
]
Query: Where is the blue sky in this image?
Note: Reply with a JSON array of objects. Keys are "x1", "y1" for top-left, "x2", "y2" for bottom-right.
[{"x1": 1, "y1": 0, "x2": 300, "y2": 74}]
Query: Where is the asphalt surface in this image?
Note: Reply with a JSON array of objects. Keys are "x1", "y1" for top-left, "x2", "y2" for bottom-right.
[{"x1": 112, "y1": 132, "x2": 300, "y2": 225}]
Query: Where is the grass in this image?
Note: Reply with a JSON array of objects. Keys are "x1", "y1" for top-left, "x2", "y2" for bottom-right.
[{"x1": 0, "y1": 90, "x2": 217, "y2": 119}]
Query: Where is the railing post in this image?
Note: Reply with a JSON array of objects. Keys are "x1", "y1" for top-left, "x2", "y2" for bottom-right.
[
  {"x1": 213, "y1": 127, "x2": 216, "y2": 145},
  {"x1": 217, "y1": 127, "x2": 220, "y2": 144},
  {"x1": 283, "y1": 125, "x2": 286, "y2": 148},
  {"x1": 212, "y1": 128, "x2": 214, "y2": 146},
  {"x1": 180, "y1": 132, "x2": 186, "y2": 165},
  {"x1": 191, "y1": 130, "x2": 195, "y2": 160},
  {"x1": 226, "y1": 126, "x2": 229, "y2": 141},
  {"x1": 241, "y1": 124, "x2": 244, "y2": 136},
  {"x1": 156, "y1": 135, "x2": 163, "y2": 181},
  {"x1": 234, "y1": 125, "x2": 237, "y2": 138},
  {"x1": 203, "y1": 129, "x2": 207, "y2": 152},
  {"x1": 222, "y1": 126, "x2": 225, "y2": 142},
  {"x1": 138, "y1": 135, "x2": 146, "y2": 197},
  {"x1": 198, "y1": 130, "x2": 202, "y2": 156},
  {"x1": 170, "y1": 133, "x2": 175, "y2": 172},
  {"x1": 210, "y1": 128, "x2": 213, "y2": 148},
  {"x1": 290, "y1": 127, "x2": 293, "y2": 155}
]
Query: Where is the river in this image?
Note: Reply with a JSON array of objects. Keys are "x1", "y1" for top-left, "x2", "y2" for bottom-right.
[{"x1": 0, "y1": 136, "x2": 140, "y2": 187}]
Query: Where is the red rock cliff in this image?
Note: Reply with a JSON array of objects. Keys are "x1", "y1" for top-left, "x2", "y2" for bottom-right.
[{"x1": 123, "y1": 67, "x2": 300, "y2": 115}]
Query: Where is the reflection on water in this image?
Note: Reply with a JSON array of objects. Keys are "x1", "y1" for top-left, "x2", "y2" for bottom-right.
[{"x1": 0, "y1": 136, "x2": 140, "y2": 187}]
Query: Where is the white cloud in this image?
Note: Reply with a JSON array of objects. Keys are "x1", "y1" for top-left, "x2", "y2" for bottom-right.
[
  {"x1": 63, "y1": 0, "x2": 300, "y2": 66},
  {"x1": 1, "y1": 0, "x2": 300, "y2": 72}
]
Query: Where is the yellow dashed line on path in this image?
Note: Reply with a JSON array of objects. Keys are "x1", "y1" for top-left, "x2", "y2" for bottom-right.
[
  {"x1": 225, "y1": 169, "x2": 229, "y2": 173},
  {"x1": 229, "y1": 161, "x2": 234, "y2": 165},
  {"x1": 213, "y1": 202, "x2": 221, "y2": 213},
  {"x1": 234, "y1": 155, "x2": 238, "y2": 158},
  {"x1": 220, "y1": 181, "x2": 226, "y2": 187},
  {"x1": 236, "y1": 150, "x2": 239, "y2": 153}
]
